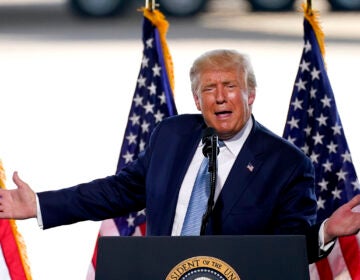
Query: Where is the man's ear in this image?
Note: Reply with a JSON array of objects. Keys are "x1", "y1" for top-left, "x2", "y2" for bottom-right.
[
  {"x1": 248, "y1": 89, "x2": 256, "y2": 106},
  {"x1": 193, "y1": 93, "x2": 202, "y2": 111}
]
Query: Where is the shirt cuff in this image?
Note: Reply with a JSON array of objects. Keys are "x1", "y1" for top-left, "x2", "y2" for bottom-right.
[
  {"x1": 319, "y1": 218, "x2": 335, "y2": 253},
  {"x1": 36, "y1": 194, "x2": 44, "y2": 229}
]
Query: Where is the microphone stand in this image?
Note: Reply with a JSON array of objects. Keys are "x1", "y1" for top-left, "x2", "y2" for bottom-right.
[{"x1": 200, "y1": 134, "x2": 218, "y2": 235}]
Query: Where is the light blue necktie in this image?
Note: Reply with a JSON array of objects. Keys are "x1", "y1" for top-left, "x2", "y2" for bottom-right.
[{"x1": 181, "y1": 157, "x2": 210, "y2": 236}]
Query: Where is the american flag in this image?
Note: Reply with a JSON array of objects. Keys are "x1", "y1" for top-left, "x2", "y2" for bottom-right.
[
  {"x1": 86, "y1": 9, "x2": 177, "y2": 279},
  {"x1": 283, "y1": 6, "x2": 360, "y2": 279}
]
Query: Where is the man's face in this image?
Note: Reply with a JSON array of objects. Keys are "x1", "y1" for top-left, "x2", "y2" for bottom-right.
[{"x1": 193, "y1": 68, "x2": 255, "y2": 140}]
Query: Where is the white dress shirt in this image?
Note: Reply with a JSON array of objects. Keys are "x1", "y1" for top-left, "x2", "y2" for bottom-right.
[{"x1": 171, "y1": 118, "x2": 253, "y2": 236}]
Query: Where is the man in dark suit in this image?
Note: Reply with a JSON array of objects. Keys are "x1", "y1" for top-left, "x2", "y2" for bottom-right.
[{"x1": 1, "y1": 49, "x2": 360, "y2": 263}]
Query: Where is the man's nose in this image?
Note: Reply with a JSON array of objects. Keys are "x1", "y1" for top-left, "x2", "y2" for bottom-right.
[{"x1": 215, "y1": 87, "x2": 226, "y2": 103}]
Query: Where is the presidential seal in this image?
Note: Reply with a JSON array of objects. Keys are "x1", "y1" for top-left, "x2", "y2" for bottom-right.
[{"x1": 165, "y1": 256, "x2": 240, "y2": 280}]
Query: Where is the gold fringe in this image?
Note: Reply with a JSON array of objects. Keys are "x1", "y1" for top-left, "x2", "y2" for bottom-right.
[
  {"x1": 302, "y1": 2, "x2": 326, "y2": 58},
  {"x1": 140, "y1": 7, "x2": 175, "y2": 93},
  {"x1": 0, "y1": 160, "x2": 5, "y2": 187},
  {"x1": 0, "y1": 160, "x2": 32, "y2": 280}
]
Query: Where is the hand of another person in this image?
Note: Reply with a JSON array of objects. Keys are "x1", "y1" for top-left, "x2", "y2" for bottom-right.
[
  {"x1": 324, "y1": 194, "x2": 360, "y2": 244},
  {"x1": 0, "y1": 171, "x2": 37, "y2": 219}
]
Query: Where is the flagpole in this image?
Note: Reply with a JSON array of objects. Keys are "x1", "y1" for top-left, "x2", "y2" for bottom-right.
[
  {"x1": 306, "y1": 0, "x2": 312, "y2": 15},
  {"x1": 145, "y1": 0, "x2": 158, "y2": 11}
]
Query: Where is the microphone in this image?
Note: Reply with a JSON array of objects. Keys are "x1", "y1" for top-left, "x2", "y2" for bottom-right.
[
  {"x1": 201, "y1": 127, "x2": 219, "y2": 159},
  {"x1": 200, "y1": 127, "x2": 219, "y2": 235}
]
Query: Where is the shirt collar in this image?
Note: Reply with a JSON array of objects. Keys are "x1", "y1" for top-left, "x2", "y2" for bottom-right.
[
  {"x1": 198, "y1": 117, "x2": 254, "y2": 157},
  {"x1": 222, "y1": 117, "x2": 253, "y2": 156}
]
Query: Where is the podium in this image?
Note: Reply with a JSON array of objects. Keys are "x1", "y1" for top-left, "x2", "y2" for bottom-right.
[{"x1": 95, "y1": 235, "x2": 310, "y2": 280}]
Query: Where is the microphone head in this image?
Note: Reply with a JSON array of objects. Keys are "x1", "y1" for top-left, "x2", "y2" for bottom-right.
[
  {"x1": 201, "y1": 127, "x2": 217, "y2": 157},
  {"x1": 201, "y1": 127, "x2": 216, "y2": 143}
]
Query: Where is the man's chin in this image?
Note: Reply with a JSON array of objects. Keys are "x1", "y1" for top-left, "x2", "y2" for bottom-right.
[{"x1": 214, "y1": 129, "x2": 235, "y2": 140}]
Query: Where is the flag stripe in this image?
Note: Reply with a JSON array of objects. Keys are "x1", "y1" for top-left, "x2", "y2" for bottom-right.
[
  {"x1": 315, "y1": 257, "x2": 333, "y2": 279},
  {"x1": 327, "y1": 240, "x2": 348, "y2": 277},
  {"x1": 339, "y1": 236, "x2": 360, "y2": 279},
  {"x1": 90, "y1": 235, "x2": 98, "y2": 269},
  {"x1": 139, "y1": 223, "x2": 146, "y2": 236},
  {"x1": 0, "y1": 246, "x2": 11, "y2": 280},
  {"x1": 0, "y1": 220, "x2": 27, "y2": 280}
]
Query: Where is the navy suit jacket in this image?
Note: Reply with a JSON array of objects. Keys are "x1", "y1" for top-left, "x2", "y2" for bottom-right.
[{"x1": 38, "y1": 114, "x2": 323, "y2": 262}]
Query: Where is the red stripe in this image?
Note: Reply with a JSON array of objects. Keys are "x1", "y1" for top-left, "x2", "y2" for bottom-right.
[
  {"x1": 91, "y1": 223, "x2": 146, "y2": 273},
  {"x1": 0, "y1": 220, "x2": 27, "y2": 280},
  {"x1": 339, "y1": 235, "x2": 360, "y2": 280},
  {"x1": 139, "y1": 223, "x2": 146, "y2": 236},
  {"x1": 91, "y1": 234, "x2": 100, "y2": 269},
  {"x1": 315, "y1": 256, "x2": 333, "y2": 280}
]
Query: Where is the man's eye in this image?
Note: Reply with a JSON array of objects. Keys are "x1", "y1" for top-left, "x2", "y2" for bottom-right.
[{"x1": 203, "y1": 87, "x2": 214, "y2": 92}]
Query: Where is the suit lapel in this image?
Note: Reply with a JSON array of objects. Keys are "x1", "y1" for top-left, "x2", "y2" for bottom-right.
[
  {"x1": 160, "y1": 116, "x2": 206, "y2": 234},
  {"x1": 213, "y1": 121, "x2": 266, "y2": 221},
  {"x1": 170, "y1": 129, "x2": 202, "y2": 194}
]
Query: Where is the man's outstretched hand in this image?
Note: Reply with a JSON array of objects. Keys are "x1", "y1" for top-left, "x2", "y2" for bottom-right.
[
  {"x1": 324, "y1": 194, "x2": 360, "y2": 244},
  {"x1": 0, "y1": 172, "x2": 37, "y2": 219}
]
